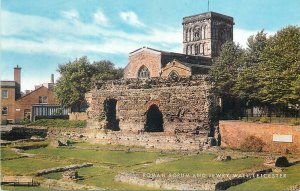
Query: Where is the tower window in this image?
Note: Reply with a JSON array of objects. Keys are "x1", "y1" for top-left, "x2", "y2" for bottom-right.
[
  {"x1": 138, "y1": 65, "x2": 150, "y2": 79},
  {"x1": 195, "y1": 44, "x2": 199, "y2": 55}
]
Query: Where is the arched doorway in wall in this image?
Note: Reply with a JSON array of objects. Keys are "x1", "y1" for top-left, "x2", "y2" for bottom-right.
[
  {"x1": 104, "y1": 98, "x2": 120, "y2": 131},
  {"x1": 144, "y1": 104, "x2": 164, "y2": 132}
]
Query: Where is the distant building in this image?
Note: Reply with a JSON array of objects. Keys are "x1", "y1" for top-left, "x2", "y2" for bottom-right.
[
  {"x1": 124, "y1": 12, "x2": 234, "y2": 79},
  {"x1": 0, "y1": 66, "x2": 67, "y2": 124}
]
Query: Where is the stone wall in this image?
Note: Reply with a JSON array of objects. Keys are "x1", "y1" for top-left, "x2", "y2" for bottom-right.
[
  {"x1": 219, "y1": 121, "x2": 300, "y2": 153},
  {"x1": 69, "y1": 112, "x2": 88, "y2": 121},
  {"x1": 86, "y1": 75, "x2": 217, "y2": 134},
  {"x1": 85, "y1": 75, "x2": 218, "y2": 150}
]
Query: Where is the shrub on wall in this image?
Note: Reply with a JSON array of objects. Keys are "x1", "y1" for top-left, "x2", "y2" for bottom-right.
[
  {"x1": 290, "y1": 119, "x2": 300, "y2": 126},
  {"x1": 259, "y1": 117, "x2": 270, "y2": 123},
  {"x1": 240, "y1": 135, "x2": 265, "y2": 152}
]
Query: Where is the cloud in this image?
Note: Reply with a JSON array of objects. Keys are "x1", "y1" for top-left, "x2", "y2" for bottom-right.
[
  {"x1": 119, "y1": 11, "x2": 144, "y2": 27},
  {"x1": 61, "y1": 9, "x2": 79, "y2": 20},
  {"x1": 234, "y1": 28, "x2": 275, "y2": 48},
  {"x1": 93, "y1": 10, "x2": 108, "y2": 25},
  {"x1": 1, "y1": 9, "x2": 181, "y2": 58}
]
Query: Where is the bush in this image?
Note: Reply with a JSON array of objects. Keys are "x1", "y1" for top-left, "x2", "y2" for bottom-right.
[
  {"x1": 27, "y1": 119, "x2": 87, "y2": 128},
  {"x1": 290, "y1": 119, "x2": 300, "y2": 126},
  {"x1": 240, "y1": 135, "x2": 265, "y2": 152},
  {"x1": 259, "y1": 117, "x2": 270, "y2": 123}
]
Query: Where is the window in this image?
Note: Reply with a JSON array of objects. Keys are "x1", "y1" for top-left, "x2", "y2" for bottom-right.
[
  {"x1": 2, "y1": 90, "x2": 8, "y2": 99},
  {"x1": 138, "y1": 66, "x2": 150, "y2": 79},
  {"x1": 2, "y1": 107, "x2": 8, "y2": 115},
  {"x1": 168, "y1": 70, "x2": 179, "y2": 80},
  {"x1": 195, "y1": 44, "x2": 199, "y2": 55},
  {"x1": 39, "y1": 96, "x2": 48, "y2": 104}
]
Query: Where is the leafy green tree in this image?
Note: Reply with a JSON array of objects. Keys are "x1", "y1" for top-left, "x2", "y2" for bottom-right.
[
  {"x1": 211, "y1": 42, "x2": 246, "y2": 119},
  {"x1": 54, "y1": 56, "x2": 123, "y2": 111},
  {"x1": 234, "y1": 31, "x2": 268, "y2": 105},
  {"x1": 258, "y1": 26, "x2": 300, "y2": 106},
  {"x1": 211, "y1": 41, "x2": 246, "y2": 98}
]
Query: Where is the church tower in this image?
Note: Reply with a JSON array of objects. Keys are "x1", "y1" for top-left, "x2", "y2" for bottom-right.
[{"x1": 182, "y1": 12, "x2": 234, "y2": 58}]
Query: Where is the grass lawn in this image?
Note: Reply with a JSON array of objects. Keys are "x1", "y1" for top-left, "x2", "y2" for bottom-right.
[
  {"x1": 26, "y1": 147, "x2": 175, "y2": 167},
  {"x1": 138, "y1": 154, "x2": 264, "y2": 174},
  {"x1": 1, "y1": 157, "x2": 71, "y2": 176},
  {"x1": 77, "y1": 166, "x2": 160, "y2": 190},
  {"x1": 228, "y1": 163, "x2": 300, "y2": 191},
  {"x1": 1, "y1": 147, "x2": 21, "y2": 159}
]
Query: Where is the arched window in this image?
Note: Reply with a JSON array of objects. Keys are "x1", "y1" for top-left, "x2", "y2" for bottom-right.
[
  {"x1": 138, "y1": 65, "x2": 150, "y2": 78},
  {"x1": 201, "y1": 26, "x2": 205, "y2": 39},
  {"x1": 185, "y1": 29, "x2": 189, "y2": 42},
  {"x1": 202, "y1": 43, "x2": 205, "y2": 55},
  {"x1": 203, "y1": 25, "x2": 207, "y2": 39},
  {"x1": 168, "y1": 70, "x2": 179, "y2": 80},
  {"x1": 195, "y1": 44, "x2": 199, "y2": 55},
  {"x1": 199, "y1": 43, "x2": 203, "y2": 54},
  {"x1": 186, "y1": 45, "x2": 189, "y2": 54}
]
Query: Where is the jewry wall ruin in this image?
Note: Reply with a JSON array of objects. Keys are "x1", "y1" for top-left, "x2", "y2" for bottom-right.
[{"x1": 85, "y1": 75, "x2": 219, "y2": 150}]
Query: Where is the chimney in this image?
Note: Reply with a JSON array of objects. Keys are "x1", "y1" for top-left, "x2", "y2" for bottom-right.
[
  {"x1": 14, "y1": 65, "x2": 21, "y2": 99},
  {"x1": 51, "y1": 74, "x2": 54, "y2": 83}
]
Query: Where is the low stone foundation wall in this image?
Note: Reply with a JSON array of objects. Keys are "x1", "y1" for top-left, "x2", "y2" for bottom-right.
[
  {"x1": 88, "y1": 131, "x2": 208, "y2": 150},
  {"x1": 36, "y1": 163, "x2": 93, "y2": 176},
  {"x1": 46, "y1": 127, "x2": 212, "y2": 150},
  {"x1": 219, "y1": 121, "x2": 300, "y2": 153}
]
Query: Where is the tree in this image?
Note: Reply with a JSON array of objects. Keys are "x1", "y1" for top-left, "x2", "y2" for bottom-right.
[
  {"x1": 54, "y1": 56, "x2": 123, "y2": 111},
  {"x1": 210, "y1": 42, "x2": 246, "y2": 119},
  {"x1": 211, "y1": 41, "x2": 245, "y2": 98},
  {"x1": 234, "y1": 31, "x2": 268, "y2": 105},
  {"x1": 258, "y1": 26, "x2": 300, "y2": 106}
]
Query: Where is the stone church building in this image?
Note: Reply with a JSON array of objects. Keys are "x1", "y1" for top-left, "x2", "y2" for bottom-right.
[
  {"x1": 86, "y1": 11, "x2": 234, "y2": 150},
  {"x1": 124, "y1": 11, "x2": 233, "y2": 79}
]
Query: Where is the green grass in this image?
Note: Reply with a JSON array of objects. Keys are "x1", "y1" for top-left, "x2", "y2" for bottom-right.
[
  {"x1": 228, "y1": 163, "x2": 300, "y2": 191},
  {"x1": 1, "y1": 147, "x2": 21, "y2": 159},
  {"x1": 77, "y1": 166, "x2": 159, "y2": 190},
  {"x1": 1, "y1": 157, "x2": 71, "y2": 175},
  {"x1": 27, "y1": 119, "x2": 86, "y2": 128},
  {"x1": 26, "y1": 147, "x2": 174, "y2": 166},
  {"x1": 42, "y1": 172, "x2": 63, "y2": 180},
  {"x1": 138, "y1": 154, "x2": 264, "y2": 174},
  {"x1": 73, "y1": 141, "x2": 147, "y2": 150}
]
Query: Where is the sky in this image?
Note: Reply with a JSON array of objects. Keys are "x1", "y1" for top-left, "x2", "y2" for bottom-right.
[{"x1": 1, "y1": 0, "x2": 299, "y2": 91}]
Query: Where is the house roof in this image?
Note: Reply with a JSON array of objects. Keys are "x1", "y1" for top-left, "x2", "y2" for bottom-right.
[
  {"x1": 0, "y1": 81, "x2": 16, "y2": 88},
  {"x1": 16, "y1": 86, "x2": 49, "y2": 101}
]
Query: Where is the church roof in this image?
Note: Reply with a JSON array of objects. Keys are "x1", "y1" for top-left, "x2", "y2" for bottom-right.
[{"x1": 129, "y1": 46, "x2": 212, "y2": 67}]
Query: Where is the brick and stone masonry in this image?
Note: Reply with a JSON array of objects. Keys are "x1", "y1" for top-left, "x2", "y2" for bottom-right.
[{"x1": 85, "y1": 75, "x2": 219, "y2": 150}]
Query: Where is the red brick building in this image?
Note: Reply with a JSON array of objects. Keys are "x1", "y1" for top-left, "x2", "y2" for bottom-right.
[{"x1": 0, "y1": 66, "x2": 67, "y2": 124}]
